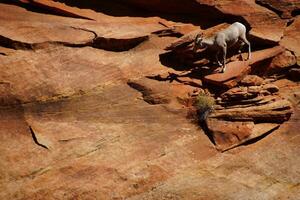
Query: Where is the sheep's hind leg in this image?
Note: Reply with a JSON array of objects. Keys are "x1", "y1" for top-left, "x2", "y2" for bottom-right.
[
  {"x1": 221, "y1": 45, "x2": 227, "y2": 73},
  {"x1": 240, "y1": 36, "x2": 251, "y2": 60}
]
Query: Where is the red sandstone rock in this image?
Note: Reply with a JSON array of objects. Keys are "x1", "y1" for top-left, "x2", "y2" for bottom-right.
[
  {"x1": 208, "y1": 86, "x2": 292, "y2": 151},
  {"x1": 197, "y1": 0, "x2": 286, "y2": 43},
  {"x1": 206, "y1": 118, "x2": 280, "y2": 151},
  {"x1": 0, "y1": 3, "x2": 172, "y2": 51},
  {"x1": 268, "y1": 50, "x2": 297, "y2": 74},
  {"x1": 23, "y1": 0, "x2": 288, "y2": 45},
  {"x1": 18, "y1": 0, "x2": 94, "y2": 20},
  {"x1": 16, "y1": 0, "x2": 191, "y2": 37},
  {"x1": 221, "y1": 87, "x2": 257, "y2": 101},
  {"x1": 280, "y1": 16, "x2": 300, "y2": 66},
  {"x1": 206, "y1": 119, "x2": 254, "y2": 149},
  {"x1": 256, "y1": 0, "x2": 300, "y2": 19},
  {"x1": 240, "y1": 75, "x2": 264, "y2": 86},
  {"x1": 262, "y1": 84, "x2": 279, "y2": 93},
  {"x1": 203, "y1": 46, "x2": 285, "y2": 88},
  {"x1": 203, "y1": 61, "x2": 250, "y2": 88},
  {"x1": 127, "y1": 77, "x2": 197, "y2": 106},
  {"x1": 1, "y1": 1, "x2": 300, "y2": 200},
  {"x1": 210, "y1": 98, "x2": 292, "y2": 122},
  {"x1": 220, "y1": 84, "x2": 278, "y2": 103},
  {"x1": 120, "y1": 0, "x2": 286, "y2": 43},
  {"x1": 248, "y1": 46, "x2": 285, "y2": 65}
]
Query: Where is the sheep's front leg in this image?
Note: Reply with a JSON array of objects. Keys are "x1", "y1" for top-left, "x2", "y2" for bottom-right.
[
  {"x1": 216, "y1": 50, "x2": 222, "y2": 66},
  {"x1": 247, "y1": 42, "x2": 251, "y2": 60},
  {"x1": 221, "y1": 45, "x2": 227, "y2": 73}
]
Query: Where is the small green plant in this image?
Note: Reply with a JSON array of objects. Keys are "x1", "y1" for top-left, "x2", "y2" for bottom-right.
[{"x1": 194, "y1": 92, "x2": 215, "y2": 121}]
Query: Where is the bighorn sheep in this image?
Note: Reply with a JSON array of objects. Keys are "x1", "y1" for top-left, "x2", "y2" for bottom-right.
[{"x1": 193, "y1": 22, "x2": 251, "y2": 73}]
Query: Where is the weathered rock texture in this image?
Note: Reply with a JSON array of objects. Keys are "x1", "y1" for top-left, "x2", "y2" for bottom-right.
[
  {"x1": 204, "y1": 81, "x2": 293, "y2": 151},
  {"x1": 281, "y1": 16, "x2": 300, "y2": 66},
  {"x1": 118, "y1": 0, "x2": 287, "y2": 43},
  {"x1": 256, "y1": 0, "x2": 300, "y2": 19},
  {"x1": 202, "y1": 46, "x2": 284, "y2": 88},
  {"x1": 267, "y1": 50, "x2": 297, "y2": 74},
  {"x1": 240, "y1": 75, "x2": 264, "y2": 86},
  {"x1": 0, "y1": 1, "x2": 300, "y2": 200}
]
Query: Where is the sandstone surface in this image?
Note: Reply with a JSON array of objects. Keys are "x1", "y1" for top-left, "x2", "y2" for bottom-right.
[
  {"x1": 256, "y1": 0, "x2": 300, "y2": 19},
  {"x1": 202, "y1": 46, "x2": 284, "y2": 88},
  {"x1": 1, "y1": 1, "x2": 300, "y2": 200},
  {"x1": 267, "y1": 50, "x2": 297, "y2": 74},
  {"x1": 240, "y1": 75, "x2": 264, "y2": 86},
  {"x1": 118, "y1": 0, "x2": 286, "y2": 43},
  {"x1": 281, "y1": 16, "x2": 300, "y2": 66}
]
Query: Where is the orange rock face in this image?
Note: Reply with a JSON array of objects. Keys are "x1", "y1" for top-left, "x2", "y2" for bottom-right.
[
  {"x1": 203, "y1": 46, "x2": 284, "y2": 88},
  {"x1": 256, "y1": 0, "x2": 300, "y2": 19},
  {"x1": 281, "y1": 16, "x2": 300, "y2": 65},
  {"x1": 119, "y1": 0, "x2": 287, "y2": 43},
  {"x1": 1, "y1": 1, "x2": 300, "y2": 200},
  {"x1": 240, "y1": 75, "x2": 264, "y2": 86},
  {"x1": 268, "y1": 50, "x2": 297, "y2": 74}
]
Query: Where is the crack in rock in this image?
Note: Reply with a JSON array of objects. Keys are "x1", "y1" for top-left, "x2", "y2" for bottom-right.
[
  {"x1": 255, "y1": 0, "x2": 284, "y2": 18},
  {"x1": 76, "y1": 135, "x2": 120, "y2": 158},
  {"x1": 0, "y1": 26, "x2": 148, "y2": 52},
  {"x1": 20, "y1": 167, "x2": 51, "y2": 180},
  {"x1": 92, "y1": 35, "x2": 149, "y2": 52},
  {"x1": 29, "y1": 126, "x2": 49, "y2": 150}
]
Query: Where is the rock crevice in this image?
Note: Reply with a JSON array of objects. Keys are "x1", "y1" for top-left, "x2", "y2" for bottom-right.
[{"x1": 29, "y1": 126, "x2": 49, "y2": 150}]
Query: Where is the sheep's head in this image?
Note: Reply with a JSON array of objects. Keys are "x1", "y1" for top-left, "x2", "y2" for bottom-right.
[{"x1": 193, "y1": 33, "x2": 204, "y2": 53}]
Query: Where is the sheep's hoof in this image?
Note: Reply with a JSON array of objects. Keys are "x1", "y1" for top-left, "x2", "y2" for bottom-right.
[{"x1": 221, "y1": 67, "x2": 226, "y2": 73}]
